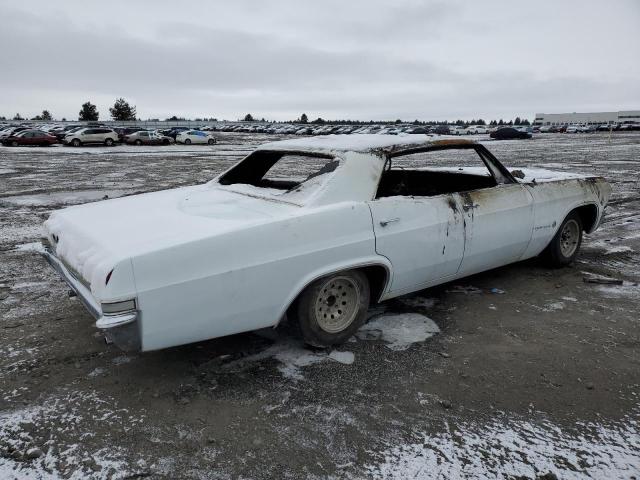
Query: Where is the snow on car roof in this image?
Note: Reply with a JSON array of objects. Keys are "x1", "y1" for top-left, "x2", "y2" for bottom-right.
[{"x1": 257, "y1": 134, "x2": 476, "y2": 155}]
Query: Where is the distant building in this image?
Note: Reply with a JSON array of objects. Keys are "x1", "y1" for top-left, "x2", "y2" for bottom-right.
[{"x1": 533, "y1": 110, "x2": 640, "y2": 126}]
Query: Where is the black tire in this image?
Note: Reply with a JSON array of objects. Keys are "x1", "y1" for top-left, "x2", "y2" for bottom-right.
[
  {"x1": 543, "y1": 211, "x2": 583, "y2": 267},
  {"x1": 292, "y1": 270, "x2": 370, "y2": 347},
  {"x1": 184, "y1": 139, "x2": 191, "y2": 145},
  {"x1": 207, "y1": 138, "x2": 216, "y2": 145},
  {"x1": 104, "y1": 138, "x2": 114, "y2": 146},
  {"x1": 135, "y1": 139, "x2": 143, "y2": 146},
  {"x1": 72, "y1": 138, "x2": 81, "y2": 147},
  {"x1": 162, "y1": 139, "x2": 170, "y2": 145},
  {"x1": 11, "y1": 141, "x2": 18, "y2": 147}
]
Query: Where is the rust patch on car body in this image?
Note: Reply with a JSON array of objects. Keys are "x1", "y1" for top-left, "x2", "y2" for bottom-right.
[{"x1": 430, "y1": 139, "x2": 476, "y2": 147}]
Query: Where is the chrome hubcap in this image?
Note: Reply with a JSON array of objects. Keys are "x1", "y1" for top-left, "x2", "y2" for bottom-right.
[
  {"x1": 560, "y1": 219, "x2": 580, "y2": 257},
  {"x1": 315, "y1": 276, "x2": 360, "y2": 333}
]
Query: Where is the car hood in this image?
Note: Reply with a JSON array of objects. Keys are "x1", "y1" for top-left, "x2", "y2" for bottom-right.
[{"x1": 44, "y1": 184, "x2": 299, "y2": 290}]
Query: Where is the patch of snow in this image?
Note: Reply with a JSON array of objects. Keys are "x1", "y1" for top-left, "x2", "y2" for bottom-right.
[
  {"x1": 0, "y1": 389, "x2": 145, "y2": 479},
  {"x1": 88, "y1": 367, "x2": 106, "y2": 378},
  {"x1": 363, "y1": 413, "x2": 640, "y2": 480},
  {"x1": 542, "y1": 301, "x2": 565, "y2": 312},
  {"x1": 604, "y1": 245, "x2": 633, "y2": 255},
  {"x1": 329, "y1": 350, "x2": 355, "y2": 365},
  {"x1": 14, "y1": 241, "x2": 45, "y2": 253},
  {"x1": 357, "y1": 313, "x2": 440, "y2": 351},
  {"x1": 112, "y1": 355, "x2": 133, "y2": 365}
]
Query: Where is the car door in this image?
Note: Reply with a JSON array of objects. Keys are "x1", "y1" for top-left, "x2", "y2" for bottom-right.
[
  {"x1": 20, "y1": 132, "x2": 35, "y2": 145},
  {"x1": 453, "y1": 152, "x2": 534, "y2": 276},
  {"x1": 368, "y1": 195, "x2": 465, "y2": 296},
  {"x1": 82, "y1": 129, "x2": 96, "y2": 143}
]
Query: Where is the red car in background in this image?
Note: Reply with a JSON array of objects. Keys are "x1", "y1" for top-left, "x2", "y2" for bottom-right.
[{"x1": 1, "y1": 130, "x2": 58, "y2": 147}]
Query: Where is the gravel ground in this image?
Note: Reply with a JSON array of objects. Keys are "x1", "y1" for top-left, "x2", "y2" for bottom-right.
[{"x1": 1, "y1": 133, "x2": 639, "y2": 479}]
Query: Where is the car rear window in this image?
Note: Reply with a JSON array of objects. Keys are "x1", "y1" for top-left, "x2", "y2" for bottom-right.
[{"x1": 217, "y1": 150, "x2": 339, "y2": 203}]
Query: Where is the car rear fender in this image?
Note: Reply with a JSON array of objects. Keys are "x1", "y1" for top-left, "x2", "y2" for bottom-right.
[{"x1": 275, "y1": 256, "x2": 393, "y2": 325}]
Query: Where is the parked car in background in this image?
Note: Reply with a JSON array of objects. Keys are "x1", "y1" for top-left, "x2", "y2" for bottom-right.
[
  {"x1": 161, "y1": 127, "x2": 191, "y2": 140},
  {"x1": 464, "y1": 125, "x2": 488, "y2": 135},
  {"x1": 0, "y1": 126, "x2": 31, "y2": 140},
  {"x1": 124, "y1": 131, "x2": 174, "y2": 145},
  {"x1": 63, "y1": 128, "x2": 119, "y2": 146},
  {"x1": 539, "y1": 125, "x2": 559, "y2": 133},
  {"x1": 175, "y1": 130, "x2": 217, "y2": 145},
  {"x1": 51, "y1": 126, "x2": 84, "y2": 141},
  {"x1": 41, "y1": 135, "x2": 611, "y2": 351},
  {"x1": 113, "y1": 127, "x2": 147, "y2": 142},
  {"x1": 432, "y1": 125, "x2": 451, "y2": 135},
  {"x1": 1, "y1": 129, "x2": 58, "y2": 147},
  {"x1": 490, "y1": 127, "x2": 533, "y2": 140},
  {"x1": 450, "y1": 126, "x2": 466, "y2": 136}
]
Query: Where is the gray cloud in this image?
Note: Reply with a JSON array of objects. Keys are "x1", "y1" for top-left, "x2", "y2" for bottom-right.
[{"x1": 1, "y1": 0, "x2": 639, "y2": 121}]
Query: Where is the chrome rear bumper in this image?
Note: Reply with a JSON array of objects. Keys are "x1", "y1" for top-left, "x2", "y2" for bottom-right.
[{"x1": 41, "y1": 244, "x2": 141, "y2": 350}]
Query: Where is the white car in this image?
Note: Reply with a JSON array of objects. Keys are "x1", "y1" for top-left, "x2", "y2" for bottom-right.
[
  {"x1": 450, "y1": 126, "x2": 466, "y2": 135},
  {"x1": 176, "y1": 130, "x2": 217, "y2": 145},
  {"x1": 41, "y1": 135, "x2": 611, "y2": 352},
  {"x1": 64, "y1": 127, "x2": 118, "y2": 146},
  {"x1": 465, "y1": 125, "x2": 488, "y2": 135}
]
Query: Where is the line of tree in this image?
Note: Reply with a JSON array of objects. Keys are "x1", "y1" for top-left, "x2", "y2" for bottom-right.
[
  {"x1": 240, "y1": 113, "x2": 531, "y2": 126},
  {"x1": 3, "y1": 106, "x2": 531, "y2": 126},
  {"x1": 109, "y1": 98, "x2": 137, "y2": 121}
]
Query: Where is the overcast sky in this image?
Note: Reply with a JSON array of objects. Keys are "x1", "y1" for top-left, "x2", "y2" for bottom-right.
[{"x1": 2, "y1": 0, "x2": 639, "y2": 122}]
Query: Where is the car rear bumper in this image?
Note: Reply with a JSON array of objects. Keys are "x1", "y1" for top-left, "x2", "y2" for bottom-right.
[{"x1": 40, "y1": 244, "x2": 141, "y2": 351}]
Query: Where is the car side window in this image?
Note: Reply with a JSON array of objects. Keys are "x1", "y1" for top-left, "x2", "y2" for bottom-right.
[
  {"x1": 376, "y1": 146, "x2": 502, "y2": 199},
  {"x1": 83, "y1": 129, "x2": 95, "y2": 135}
]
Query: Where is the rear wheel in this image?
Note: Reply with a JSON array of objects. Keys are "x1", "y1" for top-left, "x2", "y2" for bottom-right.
[
  {"x1": 135, "y1": 139, "x2": 142, "y2": 146},
  {"x1": 292, "y1": 270, "x2": 370, "y2": 347},
  {"x1": 184, "y1": 139, "x2": 191, "y2": 145},
  {"x1": 10, "y1": 140, "x2": 18, "y2": 147},
  {"x1": 207, "y1": 138, "x2": 216, "y2": 145},
  {"x1": 104, "y1": 138, "x2": 114, "y2": 146},
  {"x1": 71, "y1": 138, "x2": 81, "y2": 147},
  {"x1": 543, "y1": 212, "x2": 583, "y2": 266}
]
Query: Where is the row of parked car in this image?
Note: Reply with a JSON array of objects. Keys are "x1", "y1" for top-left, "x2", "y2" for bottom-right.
[
  {"x1": 2, "y1": 120, "x2": 637, "y2": 147},
  {"x1": 538, "y1": 123, "x2": 640, "y2": 133},
  {"x1": 205, "y1": 123, "x2": 502, "y2": 136},
  {"x1": 0, "y1": 124, "x2": 217, "y2": 147}
]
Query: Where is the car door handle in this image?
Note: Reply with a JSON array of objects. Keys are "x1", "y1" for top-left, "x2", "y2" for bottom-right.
[
  {"x1": 462, "y1": 203, "x2": 479, "y2": 211},
  {"x1": 379, "y1": 218, "x2": 400, "y2": 227}
]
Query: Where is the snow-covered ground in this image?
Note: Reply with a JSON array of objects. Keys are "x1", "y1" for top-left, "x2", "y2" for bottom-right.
[{"x1": 1, "y1": 132, "x2": 639, "y2": 479}]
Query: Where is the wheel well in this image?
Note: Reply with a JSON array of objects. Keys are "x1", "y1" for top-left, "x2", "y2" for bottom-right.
[
  {"x1": 284, "y1": 264, "x2": 390, "y2": 321},
  {"x1": 572, "y1": 204, "x2": 598, "y2": 233},
  {"x1": 360, "y1": 265, "x2": 389, "y2": 303}
]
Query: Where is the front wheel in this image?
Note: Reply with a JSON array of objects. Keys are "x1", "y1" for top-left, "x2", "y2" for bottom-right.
[
  {"x1": 292, "y1": 270, "x2": 370, "y2": 347},
  {"x1": 135, "y1": 139, "x2": 142, "y2": 146},
  {"x1": 11, "y1": 140, "x2": 18, "y2": 147},
  {"x1": 543, "y1": 212, "x2": 583, "y2": 266},
  {"x1": 184, "y1": 139, "x2": 191, "y2": 145},
  {"x1": 104, "y1": 138, "x2": 114, "y2": 146},
  {"x1": 71, "y1": 139, "x2": 81, "y2": 147},
  {"x1": 207, "y1": 138, "x2": 216, "y2": 145}
]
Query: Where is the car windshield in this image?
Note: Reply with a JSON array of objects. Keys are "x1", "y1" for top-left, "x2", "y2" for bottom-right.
[{"x1": 217, "y1": 150, "x2": 340, "y2": 204}]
